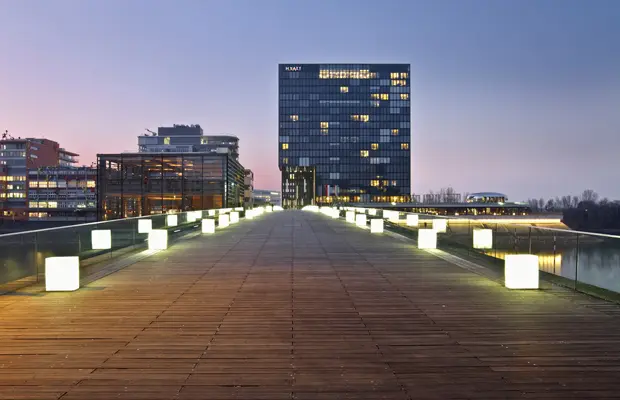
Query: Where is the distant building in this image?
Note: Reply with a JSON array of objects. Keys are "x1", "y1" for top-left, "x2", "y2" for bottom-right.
[
  {"x1": 0, "y1": 137, "x2": 84, "y2": 221},
  {"x1": 244, "y1": 169, "x2": 254, "y2": 208},
  {"x1": 138, "y1": 124, "x2": 239, "y2": 160},
  {"x1": 278, "y1": 63, "x2": 411, "y2": 208},
  {"x1": 253, "y1": 189, "x2": 281, "y2": 206},
  {"x1": 27, "y1": 167, "x2": 96, "y2": 221},
  {"x1": 97, "y1": 152, "x2": 245, "y2": 220}
]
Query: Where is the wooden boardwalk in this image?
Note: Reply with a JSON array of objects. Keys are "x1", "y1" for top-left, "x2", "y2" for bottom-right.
[{"x1": 1, "y1": 211, "x2": 620, "y2": 399}]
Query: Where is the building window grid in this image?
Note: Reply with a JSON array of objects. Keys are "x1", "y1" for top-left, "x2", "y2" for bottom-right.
[{"x1": 278, "y1": 64, "x2": 410, "y2": 203}]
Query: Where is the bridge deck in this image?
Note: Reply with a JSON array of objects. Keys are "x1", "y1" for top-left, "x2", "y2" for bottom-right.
[{"x1": 1, "y1": 211, "x2": 620, "y2": 399}]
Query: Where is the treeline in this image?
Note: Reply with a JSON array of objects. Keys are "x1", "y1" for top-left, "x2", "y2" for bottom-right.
[{"x1": 528, "y1": 190, "x2": 620, "y2": 232}]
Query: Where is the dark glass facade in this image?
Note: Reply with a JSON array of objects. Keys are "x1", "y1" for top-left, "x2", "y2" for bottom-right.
[
  {"x1": 278, "y1": 63, "x2": 411, "y2": 207},
  {"x1": 97, "y1": 153, "x2": 245, "y2": 220}
]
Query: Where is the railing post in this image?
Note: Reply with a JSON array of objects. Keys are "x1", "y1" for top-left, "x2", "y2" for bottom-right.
[
  {"x1": 528, "y1": 227, "x2": 532, "y2": 254},
  {"x1": 574, "y1": 234, "x2": 580, "y2": 290},
  {"x1": 553, "y1": 235, "x2": 557, "y2": 275}
]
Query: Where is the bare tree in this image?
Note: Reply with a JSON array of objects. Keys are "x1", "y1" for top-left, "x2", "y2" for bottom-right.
[
  {"x1": 581, "y1": 189, "x2": 599, "y2": 203},
  {"x1": 538, "y1": 198, "x2": 545, "y2": 210}
]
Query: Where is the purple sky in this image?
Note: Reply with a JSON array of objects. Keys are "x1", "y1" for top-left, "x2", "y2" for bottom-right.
[{"x1": 1, "y1": 0, "x2": 619, "y2": 201}]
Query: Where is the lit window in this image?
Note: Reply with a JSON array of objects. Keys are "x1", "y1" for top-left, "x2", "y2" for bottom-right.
[
  {"x1": 371, "y1": 101, "x2": 380, "y2": 107},
  {"x1": 360, "y1": 115, "x2": 369, "y2": 122},
  {"x1": 371, "y1": 143, "x2": 378, "y2": 150},
  {"x1": 391, "y1": 180, "x2": 397, "y2": 186},
  {"x1": 380, "y1": 93, "x2": 389, "y2": 100},
  {"x1": 290, "y1": 115, "x2": 299, "y2": 121},
  {"x1": 282, "y1": 157, "x2": 288, "y2": 164},
  {"x1": 340, "y1": 86, "x2": 348, "y2": 93},
  {"x1": 29, "y1": 181, "x2": 38, "y2": 188},
  {"x1": 400, "y1": 93, "x2": 409, "y2": 100},
  {"x1": 370, "y1": 93, "x2": 380, "y2": 100},
  {"x1": 351, "y1": 115, "x2": 359, "y2": 121},
  {"x1": 400, "y1": 72, "x2": 408, "y2": 79},
  {"x1": 390, "y1": 72, "x2": 399, "y2": 79},
  {"x1": 370, "y1": 180, "x2": 379, "y2": 187},
  {"x1": 320, "y1": 122, "x2": 329, "y2": 128},
  {"x1": 163, "y1": 137, "x2": 170, "y2": 145},
  {"x1": 320, "y1": 129, "x2": 329, "y2": 135},
  {"x1": 360, "y1": 150, "x2": 369, "y2": 157},
  {"x1": 87, "y1": 180, "x2": 96, "y2": 188},
  {"x1": 401, "y1": 143, "x2": 409, "y2": 150},
  {"x1": 282, "y1": 143, "x2": 289, "y2": 150},
  {"x1": 392, "y1": 129, "x2": 399, "y2": 135}
]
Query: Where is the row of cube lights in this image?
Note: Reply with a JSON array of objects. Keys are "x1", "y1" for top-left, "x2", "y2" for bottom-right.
[
  {"x1": 45, "y1": 205, "x2": 283, "y2": 292},
  {"x1": 306, "y1": 206, "x2": 539, "y2": 290}
]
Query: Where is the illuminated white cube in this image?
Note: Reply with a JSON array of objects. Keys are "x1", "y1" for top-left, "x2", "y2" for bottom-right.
[
  {"x1": 234, "y1": 207, "x2": 243, "y2": 211},
  {"x1": 355, "y1": 214, "x2": 367, "y2": 228},
  {"x1": 368, "y1": 209, "x2": 377, "y2": 216},
  {"x1": 432, "y1": 219, "x2": 447, "y2": 233},
  {"x1": 193, "y1": 211, "x2": 203, "y2": 220},
  {"x1": 473, "y1": 229, "x2": 493, "y2": 249},
  {"x1": 230, "y1": 211, "x2": 240, "y2": 224},
  {"x1": 148, "y1": 229, "x2": 168, "y2": 250},
  {"x1": 246, "y1": 209, "x2": 255, "y2": 219},
  {"x1": 273, "y1": 206, "x2": 283, "y2": 211},
  {"x1": 266, "y1": 206, "x2": 273, "y2": 213},
  {"x1": 45, "y1": 256, "x2": 80, "y2": 291},
  {"x1": 166, "y1": 214, "x2": 178, "y2": 227},
  {"x1": 218, "y1": 209, "x2": 227, "y2": 214},
  {"x1": 138, "y1": 219, "x2": 152, "y2": 233},
  {"x1": 219, "y1": 214, "x2": 230, "y2": 228},
  {"x1": 201, "y1": 218, "x2": 216, "y2": 234},
  {"x1": 370, "y1": 219, "x2": 383, "y2": 233},
  {"x1": 208, "y1": 210, "x2": 216, "y2": 216},
  {"x1": 418, "y1": 229, "x2": 437, "y2": 249},
  {"x1": 91, "y1": 230, "x2": 111, "y2": 250},
  {"x1": 346, "y1": 211, "x2": 355, "y2": 223},
  {"x1": 406, "y1": 214, "x2": 419, "y2": 227},
  {"x1": 389, "y1": 213, "x2": 400, "y2": 223},
  {"x1": 187, "y1": 212, "x2": 199, "y2": 223},
  {"x1": 331, "y1": 208, "x2": 340, "y2": 219},
  {"x1": 505, "y1": 255, "x2": 539, "y2": 289}
]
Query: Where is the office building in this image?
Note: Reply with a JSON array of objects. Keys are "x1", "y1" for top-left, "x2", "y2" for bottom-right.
[
  {"x1": 97, "y1": 152, "x2": 245, "y2": 220},
  {"x1": 27, "y1": 167, "x2": 97, "y2": 221},
  {"x1": 252, "y1": 189, "x2": 281, "y2": 206},
  {"x1": 138, "y1": 124, "x2": 239, "y2": 160},
  {"x1": 244, "y1": 169, "x2": 254, "y2": 208},
  {"x1": 278, "y1": 63, "x2": 411, "y2": 208},
  {"x1": 0, "y1": 137, "x2": 82, "y2": 221}
]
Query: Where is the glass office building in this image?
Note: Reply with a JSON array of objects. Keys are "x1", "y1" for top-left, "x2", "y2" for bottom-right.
[
  {"x1": 278, "y1": 63, "x2": 411, "y2": 208},
  {"x1": 97, "y1": 153, "x2": 245, "y2": 220}
]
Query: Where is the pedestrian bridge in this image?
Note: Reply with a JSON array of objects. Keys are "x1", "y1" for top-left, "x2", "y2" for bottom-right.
[{"x1": 1, "y1": 210, "x2": 620, "y2": 399}]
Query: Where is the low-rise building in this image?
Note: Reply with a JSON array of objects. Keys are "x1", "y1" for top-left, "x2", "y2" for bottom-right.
[
  {"x1": 138, "y1": 125, "x2": 239, "y2": 160},
  {"x1": 244, "y1": 169, "x2": 254, "y2": 208},
  {"x1": 253, "y1": 189, "x2": 281, "y2": 206}
]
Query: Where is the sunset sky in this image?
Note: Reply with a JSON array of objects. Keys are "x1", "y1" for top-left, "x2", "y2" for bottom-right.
[{"x1": 1, "y1": 0, "x2": 619, "y2": 200}]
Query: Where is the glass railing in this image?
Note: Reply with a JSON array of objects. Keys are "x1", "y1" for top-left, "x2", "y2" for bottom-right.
[
  {"x1": 0, "y1": 208, "x2": 251, "y2": 293},
  {"x1": 343, "y1": 208, "x2": 620, "y2": 299}
]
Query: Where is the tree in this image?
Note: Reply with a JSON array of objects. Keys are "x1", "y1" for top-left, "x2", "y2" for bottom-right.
[
  {"x1": 545, "y1": 199, "x2": 556, "y2": 212},
  {"x1": 581, "y1": 189, "x2": 599, "y2": 203}
]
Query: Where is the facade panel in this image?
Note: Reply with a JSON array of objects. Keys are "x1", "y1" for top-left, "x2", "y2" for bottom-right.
[{"x1": 278, "y1": 63, "x2": 411, "y2": 207}]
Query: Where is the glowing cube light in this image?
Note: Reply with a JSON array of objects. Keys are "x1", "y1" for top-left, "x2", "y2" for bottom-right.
[
  {"x1": 45, "y1": 256, "x2": 80, "y2": 291},
  {"x1": 208, "y1": 210, "x2": 216, "y2": 216},
  {"x1": 166, "y1": 214, "x2": 178, "y2": 227},
  {"x1": 505, "y1": 255, "x2": 539, "y2": 289},
  {"x1": 138, "y1": 219, "x2": 152, "y2": 233},
  {"x1": 202, "y1": 218, "x2": 216, "y2": 234},
  {"x1": 148, "y1": 229, "x2": 168, "y2": 250},
  {"x1": 370, "y1": 219, "x2": 384, "y2": 233},
  {"x1": 473, "y1": 229, "x2": 493, "y2": 249},
  {"x1": 406, "y1": 214, "x2": 419, "y2": 227},
  {"x1": 234, "y1": 207, "x2": 244, "y2": 211},
  {"x1": 331, "y1": 208, "x2": 340, "y2": 219},
  {"x1": 273, "y1": 206, "x2": 283, "y2": 211},
  {"x1": 219, "y1": 214, "x2": 230, "y2": 228},
  {"x1": 91, "y1": 230, "x2": 111, "y2": 250},
  {"x1": 432, "y1": 219, "x2": 447, "y2": 233},
  {"x1": 368, "y1": 209, "x2": 377, "y2": 216},
  {"x1": 266, "y1": 206, "x2": 273, "y2": 213},
  {"x1": 246, "y1": 209, "x2": 255, "y2": 219},
  {"x1": 346, "y1": 211, "x2": 355, "y2": 223},
  {"x1": 418, "y1": 229, "x2": 437, "y2": 249},
  {"x1": 355, "y1": 214, "x2": 367, "y2": 228},
  {"x1": 230, "y1": 211, "x2": 240, "y2": 224}
]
